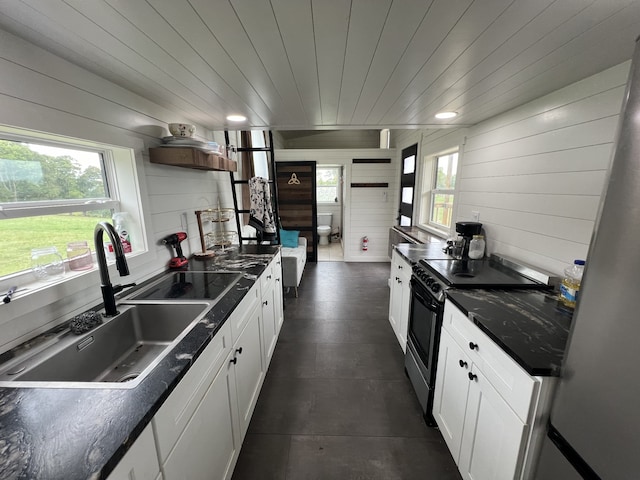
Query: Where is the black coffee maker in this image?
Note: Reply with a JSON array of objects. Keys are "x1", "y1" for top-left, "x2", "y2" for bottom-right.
[{"x1": 455, "y1": 221, "x2": 483, "y2": 259}]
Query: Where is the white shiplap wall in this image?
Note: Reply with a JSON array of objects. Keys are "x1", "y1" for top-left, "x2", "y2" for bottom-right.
[
  {"x1": 0, "y1": 30, "x2": 230, "y2": 351},
  {"x1": 275, "y1": 149, "x2": 397, "y2": 261},
  {"x1": 418, "y1": 62, "x2": 630, "y2": 274}
]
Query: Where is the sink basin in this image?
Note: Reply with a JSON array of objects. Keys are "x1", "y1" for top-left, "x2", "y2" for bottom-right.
[{"x1": 0, "y1": 302, "x2": 209, "y2": 388}]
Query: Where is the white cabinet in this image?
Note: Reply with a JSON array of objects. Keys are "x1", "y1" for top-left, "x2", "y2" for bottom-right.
[
  {"x1": 107, "y1": 256, "x2": 283, "y2": 480},
  {"x1": 261, "y1": 252, "x2": 283, "y2": 367},
  {"x1": 107, "y1": 424, "x2": 160, "y2": 480},
  {"x1": 459, "y1": 366, "x2": 527, "y2": 480},
  {"x1": 432, "y1": 328, "x2": 471, "y2": 461},
  {"x1": 273, "y1": 254, "x2": 284, "y2": 334},
  {"x1": 233, "y1": 298, "x2": 265, "y2": 438},
  {"x1": 155, "y1": 284, "x2": 265, "y2": 479},
  {"x1": 434, "y1": 300, "x2": 554, "y2": 480},
  {"x1": 388, "y1": 249, "x2": 411, "y2": 351},
  {"x1": 162, "y1": 348, "x2": 240, "y2": 480}
]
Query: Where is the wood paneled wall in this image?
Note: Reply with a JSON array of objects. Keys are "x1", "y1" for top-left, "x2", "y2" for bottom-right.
[
  {"x1": 0, "y1": 29, "x2": 229, "y2": 351},
  {"x1": 275, "y1": 149, "x2": 397, "y2": 262},
  {"x1": 398, "y1": 62, "x2": 630, "y2": 274}
]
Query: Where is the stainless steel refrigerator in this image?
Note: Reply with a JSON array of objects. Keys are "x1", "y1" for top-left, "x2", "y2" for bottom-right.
[{"x1": 534, "y1": 38, "x2": 640, "y2": 480}]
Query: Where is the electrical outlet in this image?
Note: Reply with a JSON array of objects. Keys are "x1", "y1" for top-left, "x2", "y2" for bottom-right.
[{"x1": 471, "y1": 211, "x2": 480, "y2": 222}]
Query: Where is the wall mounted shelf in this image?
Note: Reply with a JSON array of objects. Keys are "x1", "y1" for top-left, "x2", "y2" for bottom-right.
[{"x1": 149, "y1": 147, "x2": 237, "y2": 172}]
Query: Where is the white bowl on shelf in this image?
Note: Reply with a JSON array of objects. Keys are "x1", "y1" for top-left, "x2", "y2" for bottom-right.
[{"x1": 168, "y1": 123, "x2": 196, "y2": 137}]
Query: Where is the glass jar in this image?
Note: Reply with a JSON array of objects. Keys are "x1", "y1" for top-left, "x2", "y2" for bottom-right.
[
  {"x1": 31, "y1": 246, "x2": 65, "y2": 280},
  {"x1": 468, "y1": 235, "x2": 485, "y2": 260},
  {"x1": 67, "y1": 241, "x2": 93, "y2": 271}
]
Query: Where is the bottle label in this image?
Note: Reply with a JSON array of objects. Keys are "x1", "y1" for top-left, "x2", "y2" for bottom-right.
[
  {"x1": 118, "y1": 229, "x2": 132, "y2": 253},
  {"x1": 560, "y1": 283, "x2": 578, "y2": 303}
]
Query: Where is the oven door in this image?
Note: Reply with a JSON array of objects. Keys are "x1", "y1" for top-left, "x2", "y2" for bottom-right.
[{"x1": 407, "y1": 278, "x2": 443, "y2": 387}]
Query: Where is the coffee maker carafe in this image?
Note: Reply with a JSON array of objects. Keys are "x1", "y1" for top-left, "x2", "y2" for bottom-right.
[{"x1": 455, "y1": 221, "x2": 483, "y2": 259}]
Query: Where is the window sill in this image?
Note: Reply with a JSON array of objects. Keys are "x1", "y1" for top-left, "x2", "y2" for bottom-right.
[
  {"x1": 1, "y1": 251, "x2": 147, "y2": 304},
  {"x1": 415, "y1": 224, "x2": 450, "y2": 240}
]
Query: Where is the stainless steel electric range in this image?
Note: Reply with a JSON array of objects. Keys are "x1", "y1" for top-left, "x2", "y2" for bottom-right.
[{"x1": 405, "y1": 255, "x2": 553, "y2": 426}]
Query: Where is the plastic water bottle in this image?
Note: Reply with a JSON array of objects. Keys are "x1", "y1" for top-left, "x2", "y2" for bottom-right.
[{"x1": 559, "y1": 259, "x2": 585, "y2": 309}]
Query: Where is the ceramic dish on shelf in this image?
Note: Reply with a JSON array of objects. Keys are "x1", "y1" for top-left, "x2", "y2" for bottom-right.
[{"x1": 162, "y1": 136, "x2": 206, "y2": 145}]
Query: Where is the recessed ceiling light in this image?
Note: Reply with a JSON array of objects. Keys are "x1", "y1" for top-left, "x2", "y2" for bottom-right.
[
  {"x1": 435, "y1": 111, "x2": 458, "y2": 119},
  {"x1": 226, "y1": 115, "x2": 247, "y2": 122}
]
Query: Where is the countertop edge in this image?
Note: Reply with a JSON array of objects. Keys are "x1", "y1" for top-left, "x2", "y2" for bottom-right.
[{"x1": 0, "y1": 246, "x2": 279, "y2": 480}]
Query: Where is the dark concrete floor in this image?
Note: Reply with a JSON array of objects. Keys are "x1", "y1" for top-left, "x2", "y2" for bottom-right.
[{"x1": 232, "y1": 262, "x2": 461, "y2": 480}]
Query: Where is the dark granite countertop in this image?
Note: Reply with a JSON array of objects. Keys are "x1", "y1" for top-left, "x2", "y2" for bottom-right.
[
  {"x1": 445, "y1": 289, "x2": 573, "y2": 377},
  {"x1": 0, "y1": 245, "x2": 279, "y2": 480},
  {"x1": 392, "y1": 226, "x2": 446, "y2": 245},
  {"x1": 394, "y1": 242, "x2": 452, "y2": 264}
]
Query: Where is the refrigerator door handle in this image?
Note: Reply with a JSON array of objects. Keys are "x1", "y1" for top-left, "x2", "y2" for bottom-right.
[{"x1": 547, "y1": 423, "x2": 602, "y2": 480}]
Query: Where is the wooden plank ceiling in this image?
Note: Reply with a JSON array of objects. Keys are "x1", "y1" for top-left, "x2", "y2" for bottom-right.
[{"x1": 1, "y1": 0, "x2": 640, "y2": 131}]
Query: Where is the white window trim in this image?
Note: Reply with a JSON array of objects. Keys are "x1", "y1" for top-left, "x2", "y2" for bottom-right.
[
  {"x1": 317, "y1": 166, "x2": 342, "y2": 205},
  {"x1": 417, "y1": 147, "x2": 460, "y2": 238},
  {"x1": 0, "y1": 124, "x2": 151, "y2": 318}
]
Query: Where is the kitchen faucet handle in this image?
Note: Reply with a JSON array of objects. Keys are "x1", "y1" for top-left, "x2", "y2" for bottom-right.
[{"x1": 113, "y1": 282, "x2": 137, "y2": 294}]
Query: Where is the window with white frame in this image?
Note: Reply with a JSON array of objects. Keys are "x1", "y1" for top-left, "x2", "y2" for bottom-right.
[
  {"x1": 0, "y1": 130, "x2": 139, "y2": 281},
  {"x1": 316, "y1": 166, "x2": 341, "y2": 204},
  {"x1": 418, "y1": 150, "x2": 458, "y2": 232}
]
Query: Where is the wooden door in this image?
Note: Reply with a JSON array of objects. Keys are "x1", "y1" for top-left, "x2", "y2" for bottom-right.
[{"x1": 276, "y1": 161, "x2": 317, "y2": 262}]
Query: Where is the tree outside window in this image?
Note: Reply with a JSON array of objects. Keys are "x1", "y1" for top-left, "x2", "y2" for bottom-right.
[
  {"x1": 316, "y1": 167, "x2": 341, "y2": 203},
  {"x1": 418, "y1": 150, "x2": 458, "y2": 232},
  {"x1": 430, "y1": 152, "x2": 457, "y2": 228},
  {"x1": 0, "y1": 139, "x2": 114, "y2": 277}
]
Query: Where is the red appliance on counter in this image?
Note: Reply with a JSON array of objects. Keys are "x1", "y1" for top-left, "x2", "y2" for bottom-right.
[{"x1": 162, "y1": 232, "x2": 189, "y2": 269}]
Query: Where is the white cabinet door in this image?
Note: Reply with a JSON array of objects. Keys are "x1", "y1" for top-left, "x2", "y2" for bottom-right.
[
  {"x1": 162, "y1": 350, "x2": 240, "y2": 480},
  {"x1": 433, "y1": 329, "x2": 471, "y2": 463},
  {"x1": 388, "y1": 253, "x2": 403, "y2": 341},
  {"x1": 261, "y1": 279, "x2": 278, "y2": 366},
  {"x1": 107, "y1": 424, "x2": 159, "y2": 480},
  {"x1": 273, "y1": 255, "x2": 284, "y2": 334},
  {"x1": 152, "y1": 323, "x2": 232, "y2": 463},
  {"x1": 388, "y1": 250, "x2": 411, "y2": 351},
  {"x1": 458, "y1": 367, "x2": 527, "y2": 480},
  {"x1": 397, "y1": 271, "x2": 411, "y2": 350},
  {"x1": 234, "y1": 301, "x2": 265, "y2": 439}
]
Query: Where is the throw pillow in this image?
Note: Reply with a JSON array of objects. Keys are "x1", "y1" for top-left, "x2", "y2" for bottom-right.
[{"x1": 280, "y1": 229, "x2": 300, "y2": 248}]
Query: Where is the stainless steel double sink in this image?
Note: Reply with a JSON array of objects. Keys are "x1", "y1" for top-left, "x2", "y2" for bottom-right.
[{"x1": 0, "y1": 272, "x2": 242, "y2": 389}]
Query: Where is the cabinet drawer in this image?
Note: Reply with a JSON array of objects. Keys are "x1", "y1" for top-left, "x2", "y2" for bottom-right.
[
  {"x1": 230, "y1": 283, "x2": 259, "y2": 343},
  {"x1": 153, "y1": 321, "x2": 232, "y2": 463},
  {"x1": 272, "y1": 252, "x2": 282, "y2": 280},
  {"x1": 260, "y1": 259, "x2": 275, "y2": 293},
  {"x1": 443, "y1": 300, "x2": 537, "y2": 422}
]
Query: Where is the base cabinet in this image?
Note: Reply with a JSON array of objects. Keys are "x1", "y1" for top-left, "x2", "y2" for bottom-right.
[
  {"x1": 388, "y1": 249, "x2": 411, "y2": 351},
  {"x1": 234, "y1": 300, "x2": 265, "y2": 438},
  {"x1": 434, "y1": 300, "x2": 553, "y2": 480},
  {"x1": 459, "y1": 367, "x2": 527, "y2": 480},
  {"x1": 147, "y1": 260, "x2": 283, "y2": 480},
  {"x1": 108, "y1": 259, "x2": 283, "y2": 479},
  {"x1": 107, "y1": 424, "x2": 160, "y2": 480},
  {"x1": 162, "y1": 349, "x2": 240, "y2": 480},
  {"x1": 261, "y1": 253, "x2": 282, "y2": 367}
]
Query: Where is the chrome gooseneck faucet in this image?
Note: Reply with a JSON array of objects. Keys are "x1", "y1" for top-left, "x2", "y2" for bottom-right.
[{"x1": 94, "y1": 221, "x2": 133, "y2": 316}]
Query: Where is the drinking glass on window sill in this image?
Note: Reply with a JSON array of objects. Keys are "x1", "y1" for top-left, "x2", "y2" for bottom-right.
[
  {"x1": 67, "y1": 241, "x2": 93, "y2": 271},
  {"x1": 31, "y1": 246, "x2": 65, "y2": 281}
]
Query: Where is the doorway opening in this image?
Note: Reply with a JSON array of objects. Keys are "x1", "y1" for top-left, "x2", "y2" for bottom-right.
[{"x1": 317, "y1": 165, "x2": 344, "y2": 262}]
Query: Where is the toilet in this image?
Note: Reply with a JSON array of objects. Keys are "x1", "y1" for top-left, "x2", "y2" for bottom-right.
[{"x1": 317, "y1": 213, "x2": 333, "y2": 245}]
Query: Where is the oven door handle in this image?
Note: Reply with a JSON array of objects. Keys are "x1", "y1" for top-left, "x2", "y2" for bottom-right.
[{"x1": 411, "y1": 281, "x2": 441, "y2": 312}]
